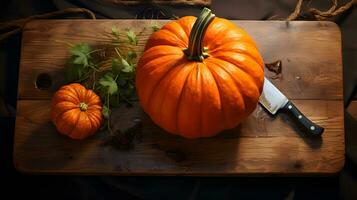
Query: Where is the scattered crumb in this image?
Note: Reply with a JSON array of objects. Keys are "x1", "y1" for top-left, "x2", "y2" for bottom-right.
[
  {"x1": 265, "y1": 60, "x2": 282, "y2": 74},
  {"x1": 265, "y1": 60, "x2": 282, "y2": 79}
]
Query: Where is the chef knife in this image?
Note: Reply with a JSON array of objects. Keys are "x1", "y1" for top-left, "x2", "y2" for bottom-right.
[{"x1": 259, "y1": 77, "x2": 324, "y2": 136}]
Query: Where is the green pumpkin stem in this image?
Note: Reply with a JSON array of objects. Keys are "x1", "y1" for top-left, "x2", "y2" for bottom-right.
[
  {"x1": 185, "y1": 8, "x2": 215, "y2": 61},
  {"x1": 79, "y1": 102, "x2": 88, "y2": 111}
]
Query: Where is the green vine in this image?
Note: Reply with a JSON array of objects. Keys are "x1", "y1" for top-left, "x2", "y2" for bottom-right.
[{"x1": 63, "y1": 25, "x2": 158, "y2": 131}]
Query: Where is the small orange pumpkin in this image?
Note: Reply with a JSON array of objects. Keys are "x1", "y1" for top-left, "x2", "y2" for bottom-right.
[
  {"x1": 51, "y1": 83, "x2": 103, "y2": 139},
  {"x1": 136, "y1": 8, "x2": 264, "y2": 138}
]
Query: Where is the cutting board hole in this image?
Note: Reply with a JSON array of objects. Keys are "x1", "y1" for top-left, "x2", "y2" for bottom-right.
[{"x1": 35, "y1": 73, "x2": 52, "y2": 90}]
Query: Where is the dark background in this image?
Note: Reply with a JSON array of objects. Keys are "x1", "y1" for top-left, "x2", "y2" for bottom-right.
[{"x1": 1, "y1": 0, "x2": 356, "y2": 199}]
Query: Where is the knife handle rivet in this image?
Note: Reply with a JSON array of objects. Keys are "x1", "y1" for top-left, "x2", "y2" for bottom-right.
[
  {"x1": 288, "y1": 105, "x2": 292, "y2": 109},
  {"x1": 310, "y1": 126, "x2": 315, "y2": 131},
  {"x1": 298, "y1": 115, "x2": 302, "y2": 119}
]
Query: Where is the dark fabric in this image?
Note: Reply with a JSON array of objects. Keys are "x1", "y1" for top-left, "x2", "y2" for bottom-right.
[{"x1": 0, "y1": 0, "x2": 356, "y2": 199}]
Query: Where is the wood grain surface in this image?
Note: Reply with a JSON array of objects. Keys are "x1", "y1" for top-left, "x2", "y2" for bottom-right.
[{"x1": 14, "y1": 20, "x2": 344, "y2": 175}]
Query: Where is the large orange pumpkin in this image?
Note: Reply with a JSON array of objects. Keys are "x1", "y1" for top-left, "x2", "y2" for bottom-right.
[
  {"x1": 51, "y1": 83, "x2": 103, "y2": 139},
  {"x1": 136, "y1": 8, "x2": 264, "y2": 138}
]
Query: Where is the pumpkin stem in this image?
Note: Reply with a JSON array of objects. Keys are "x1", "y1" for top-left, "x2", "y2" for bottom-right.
[
  {"x1": 79, "y1": 102, "x2": 88, "y2": 111},
  {"x1": 185, "y1": 8, "x2": 215, "y2": 61}
]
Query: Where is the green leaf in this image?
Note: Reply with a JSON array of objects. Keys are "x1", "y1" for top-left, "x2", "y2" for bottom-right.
[
  {"x1": 112, "y1": 57, "x2": 134, "y2": 74},
  {"x1": 70, "y1": 43, "x2": 91, "y2": 55},
  {"x1": 102, "y1": 105, "x2": 110, "y2": 119},
  {"x1": 120, "y1": 58, "x2": 134, "y2": 73},
  {"x1": 112, "y1": 58, "x2": 121, "y2": 74},
  {"x1": 111, "y1": 26, "x2": 120, "y2": 37},
  {"x1": 126, "y1": 30, "x2": 138, "y2": 45},
  {"x1": 111, "y1": 26, "x2": 120, "y2": 46},
  {"x1": 116, "y1": 75, "x2": 127, "y2": 86},
  {"x1": 126, "y1": 51, "x2": 137, "y2": 62},
  {"x1": 72, "y1": 56, "x2": 88, "y2": 66},
  {"x1": 69, "y1": 43, "x2": 92, "y2": 67},
  {"x1": 151, "y1": 24, "x2": 160, "y2": 32},
  {"x1": 98, "y1": 73, "x2": 118, "y2": 95}
]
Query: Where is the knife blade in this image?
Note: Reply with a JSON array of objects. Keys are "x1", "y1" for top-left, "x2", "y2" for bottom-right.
[{"x1": 259, "y1": 77, "x2": 324, "y2": 136}]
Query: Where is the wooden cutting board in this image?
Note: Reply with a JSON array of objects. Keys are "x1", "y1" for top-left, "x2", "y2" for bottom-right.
[{"x1": 14, "y1": 20, "x2": 344, "y2": 175}]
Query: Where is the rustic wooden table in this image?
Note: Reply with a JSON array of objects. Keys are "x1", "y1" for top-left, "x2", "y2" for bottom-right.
[{"x1": 14, "y1": 20, "x2": 344, "y2": 175}]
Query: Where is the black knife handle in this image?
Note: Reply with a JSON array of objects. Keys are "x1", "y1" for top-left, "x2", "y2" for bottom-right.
[{"x1": 282, "y1": 101, "x2": 324, "y2": 136}]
